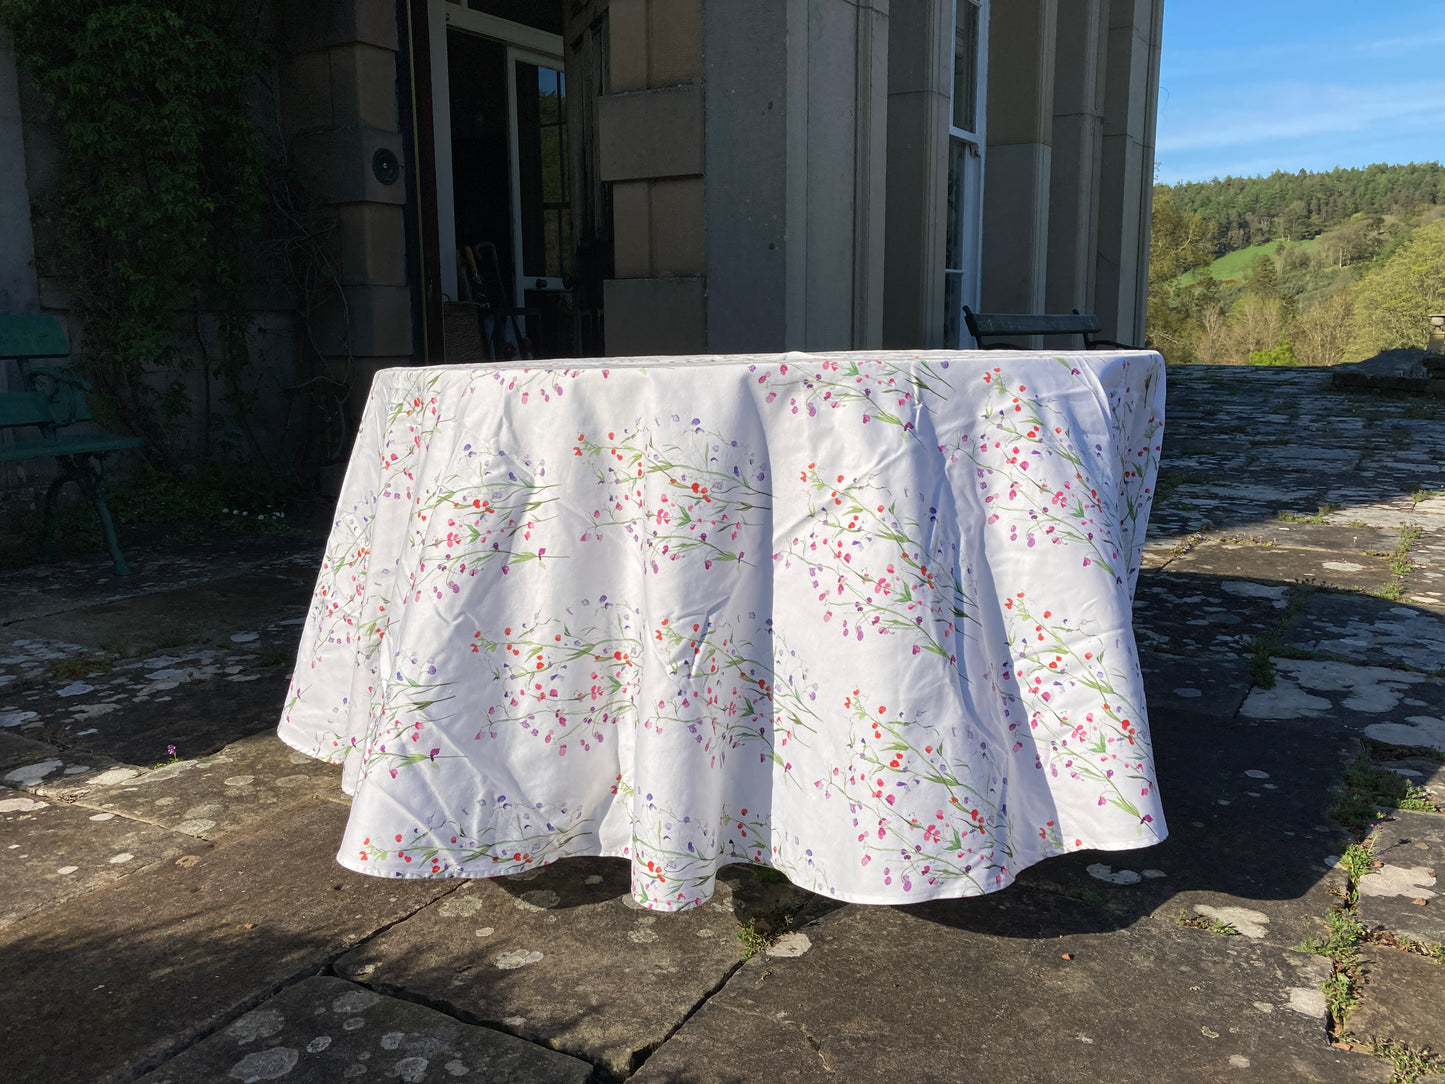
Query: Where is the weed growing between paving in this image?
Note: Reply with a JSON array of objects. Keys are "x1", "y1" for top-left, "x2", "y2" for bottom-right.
[
  {"x1": 1176, "y1": 909, "x2": 1239, "y2": 935},
  {"x1": 1302, "y1": 760, "x2": 1445, "y2": 1080},
  {"x1": 1377, "y1": 523, "x2": 1423, "y2": 602},
  {"x1": 1365, "y1": 1042, "x2": 1445, "y2": 1084},
  {"x1": 46, "y1": 656, "x2": 115, "y2": 683},
  {"x1": 1297, "y1": 843, "x2": 1371, "y2": 1038},
  {"x1": 1330, "y1": 753, "x2": 1439, "y2": 832},
  {"x1": 1276, "y1": 504, "x2": 1343, "y2": 525},
  {"x1": 1244, "y1": 583, "x2": 1320, "y2": 690}
]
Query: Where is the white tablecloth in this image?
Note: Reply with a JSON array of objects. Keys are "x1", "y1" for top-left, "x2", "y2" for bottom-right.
[{"x1": 280, "y1": 349, "x2": 1168, "y2": 910}]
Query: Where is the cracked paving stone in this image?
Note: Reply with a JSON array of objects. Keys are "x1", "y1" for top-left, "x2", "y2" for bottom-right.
[
  {"x1": 0, "y1": 789, "x2": 208, "y2": 928},
  {"x1": 34, "y1": 732, "x2": 345, "y2": 842},
  {"x1": 333, "y1": 859, "x2": 801, "y2": 1079},
  {"x1": 1356, "y1": 809, "x2": 1445, "y2": 947},
  {"x1": 1286, "y1": 593, "x2": 1445, "y2": 672},
  {"x1": 134, "y1": 976, "x2": 591, "y2": 1084},
  {"x1": 0, "y1": 802, "x2": 453, "y2": 1084},
  {"x1": 1346, "y1": 948, "x2": 1445, "y2": 1057},
  {"x1": 629, "y1": 903, "x2": 1389, "y2": 1084}
]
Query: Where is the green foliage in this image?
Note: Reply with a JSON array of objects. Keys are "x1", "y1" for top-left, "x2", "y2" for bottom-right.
[
  {"x1": 21, "y1": 456, "x2": 295, "y2": 560},
  {"x1": 1148, "y1": 163, "x2": 1444, "y2": 366},
  {"x1": 1160, "y1": 163, "x2": 1445, "y2": 254},
  {"x1": 1, "y1": 0, "x2": 267, "y2": 466},
  {"x1": 1345, "y1": 218, "x2": 1445, "y2": 359},
  {"x1": 1247, "y1": 339, "x2": 1297, "y2": 367},
  {"x1": 1176, "y1": 908, "x2": 1239, "y2": 935},
  {"x1": 1331, "y1": 753, "x2": 1439, "y2": 832},
  {"x1": 1145, "y1": 191, "x2": 1217, "y2": 362}
]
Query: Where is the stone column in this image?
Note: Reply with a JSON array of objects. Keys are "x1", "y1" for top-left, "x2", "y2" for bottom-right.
[
  {"x1": 703, "y1": 0, "x2": 888, "y2": 354},
  {"x1": 881, "y1": 0, "x2": 952, "y2": 349},
  {"x1": 279, "y1": 0, "x2": 413, "y2": 407},
  {"x1": 980, "y1": 0, "x2": 1057, "y2": 320},
  {"x1": 601, "y1": 0, "x2": 707, "y2": 355},
  {"x1": 1045, "y1": 0, "x2": 1108, "y2": 317},
  {"x1": 1094, "y1": 0, "x2": 1163, "y2": 347}
]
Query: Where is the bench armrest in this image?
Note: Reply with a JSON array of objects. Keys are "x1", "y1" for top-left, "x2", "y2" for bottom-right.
[{"x1": 24, "y1": 366, "x2": 92, "y2": 391}]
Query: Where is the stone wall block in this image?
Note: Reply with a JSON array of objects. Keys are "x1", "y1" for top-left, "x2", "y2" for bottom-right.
[
  {"x1": 598, "y1": 86, "x2": 704, "y2": 181},
  {"x1": 281, "y1": 0, "x2": 398, "y2": 53},
  {"x1": 611, "y1": 180, "x2": 653, "y2": 277},
  {"x1": 603, "y1": 277, "x2": 705, "y2": 355},
  {"x1": 649, "y1": 177, "x2": 705, "y2": 276},
  {"x1": 329, "y1": 43, "x2": 398, "y2": 131},
  {"x1": 291, "y1": 125, "x2": 408, "y2": 207},
  {"x1": 609, "y1": 0, "x2": 649, "y2": 92},
  {"x1": 310, "y1": 284, "x2": 413, "y2": 357},
  {"x1": 338, "y1": 202, "x2": 407, "y2": 287},
  {"x1": 648, "y1": 0, "x2": 703, "y2": 86}
]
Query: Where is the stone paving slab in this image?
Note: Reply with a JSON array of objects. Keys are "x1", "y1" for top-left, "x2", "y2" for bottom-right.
[
  {"x1": 0, "y1": 632, "x2": 103, "y2": 694},
  {"x1": 1200, "y1": 522, "x2": 1399, "y2": 554},
  {"x1": 134, "y1": 976, "x2": 593, "y2": 1084},
  {"x1": 1345, "y1": 948, "x2": 1445, "y2": 1055},
  {"x1": 0, "y1": 787, "x2": 208, "y2": 928},
  {"x1": 0, "y1": 532, "x2": 324, "y2": 625},
  {"x1": 1164, "y1": 541, "x2": 1392, "y2": 594},
  {"x1": 0, "y1": 728, "x2": 76, "y2": 775},
  {"x1": 335, "y1": 857, "x2": 758, "y2": 1080},
  {"x1": 629, "y1": 900, "x2": 1390, "y2": 1084},
  {"x1": 33, "y1": 732, "x2": 346, "y2": 843},
  {"x1": 1239, "y1": 659, "x2": 1445, "y2": 742},
  {"x1": 1012, "y1": 707, "x2": 1356, "y2": 953},
  {"x1": 1139, "y1": 650, "x2": 1252, "y2": 720},
  {"x1": 0, "y1": 801, "x2": 454, "y2": 1084},
  {"x1": 1357, "y1": 810, "x2": 1444, "y2": 947},
  {"x1": 1285, "y1": 593, "x2": 1445, "y2": 673},
  {"x1": 5, "y1": 568, "x2": 313, "y2": 655},
  {"x1": 1132, "y1": 571, "x2": 1285, "y2": 659},
  {"x1": 6, "y1": 655, "x2": 294, "y2": 766}
]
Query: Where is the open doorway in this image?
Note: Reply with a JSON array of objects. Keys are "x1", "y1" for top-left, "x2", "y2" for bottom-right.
[{"x1": 441, "y1": 7, "x2": 575, "y2": 360}]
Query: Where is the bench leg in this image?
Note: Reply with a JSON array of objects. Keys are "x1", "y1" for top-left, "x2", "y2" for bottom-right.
[
  {"x1": 56, "y1": 454, "x2": 132, "y2": 577},
  {"x1": 40, "y1": 474, "x2": 69, "y2": 560}
]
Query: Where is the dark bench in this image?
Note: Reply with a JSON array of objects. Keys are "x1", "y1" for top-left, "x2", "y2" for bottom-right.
[
  {"x1": 0, "y1": 314, "x2": 144, "y2": 575},
  {"x1": 962, "y1": 306, "x2": 1132, "y2": 350}
]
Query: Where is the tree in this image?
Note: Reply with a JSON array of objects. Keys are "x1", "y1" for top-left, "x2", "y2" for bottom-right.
[
  {"x1": 1291, "y1": 292, "x2": 1354, "y2": 367},
  {"x1": 1145, "y1": 191, "x2": 1216, "y2": 362},
  {"x1": 1345, "y1": 218, "x2": 1445, "y2": 359}
]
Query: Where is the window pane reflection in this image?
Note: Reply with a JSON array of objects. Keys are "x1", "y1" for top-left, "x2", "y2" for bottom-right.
[
  {"x1": 952, "y1": 0, "x2": 978, "y2": 133},
  {"x1": 517, "y1": 61, "x2": 571, "y2": 280}
]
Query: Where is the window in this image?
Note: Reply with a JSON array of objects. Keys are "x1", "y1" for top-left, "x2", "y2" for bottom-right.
[{"x1": 943, "y1": 0, "x2": 986, "y2": 347}]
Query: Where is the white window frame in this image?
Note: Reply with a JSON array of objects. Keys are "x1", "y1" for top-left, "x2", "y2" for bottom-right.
[
  {"x1": 506, "y1": 47, "x2": 569, "y2": 305},
  {"x1": 432, "y1": 0, "x2": 565, "y2": 302},
  {"x1": 945, "y1": 0, "x2": 988, "y2": 347}
]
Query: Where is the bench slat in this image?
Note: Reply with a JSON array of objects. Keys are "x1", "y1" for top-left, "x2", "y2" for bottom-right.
[
  {"x1": 0, "y1": 390, "x2": 94, "y2": 428},
  {"x1": 0, "y1": 433, "x2": 144, "y2": 463},
  {"x1": 966, "y1": 311, "x2": 1102, "y2": 336},
  {"x1": 0, "y1": 313, "x2": 70, "y2": 360}
]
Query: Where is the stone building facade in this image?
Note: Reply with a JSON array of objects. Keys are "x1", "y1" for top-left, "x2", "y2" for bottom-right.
[{"x1": 1, "y1": 0, "x2": 1163, "y2": 464}]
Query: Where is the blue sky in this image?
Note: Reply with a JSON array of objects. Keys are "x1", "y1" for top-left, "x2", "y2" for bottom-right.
[{"x1": 1155, "y1": 1, "x2": 1445, "y2": 184}]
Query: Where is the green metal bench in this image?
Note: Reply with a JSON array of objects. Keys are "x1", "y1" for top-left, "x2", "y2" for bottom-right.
[{"x1": 0, "y1": 314, "x2": 144, "y2": 575}]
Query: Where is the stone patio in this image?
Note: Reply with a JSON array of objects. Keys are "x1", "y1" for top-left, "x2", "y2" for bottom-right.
[{"x1": 2, "y1": 364, "x2": 1444, "y2": 1083}]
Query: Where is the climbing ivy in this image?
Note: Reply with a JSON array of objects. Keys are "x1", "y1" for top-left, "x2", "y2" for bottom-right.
[{"x1": 1, "y1": 0, "x2": 267, "y2": 466}]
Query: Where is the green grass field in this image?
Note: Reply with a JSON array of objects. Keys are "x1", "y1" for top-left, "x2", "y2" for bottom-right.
[{"x1": 1174, "y1": 237, "x2": 1317, "y2": 287}]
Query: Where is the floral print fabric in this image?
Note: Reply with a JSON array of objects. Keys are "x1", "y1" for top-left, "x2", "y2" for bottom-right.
[{"x1": 280, "y1": 349, "x2": 1167, "y2": 911}]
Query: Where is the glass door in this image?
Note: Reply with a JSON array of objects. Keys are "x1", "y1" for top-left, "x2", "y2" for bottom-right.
[
  {"x1": 944, "y1": 0, "x2": 987, "y2": 347},
  {"x1": 507, "y1": 50, "x2": 572, "y2": 305}
]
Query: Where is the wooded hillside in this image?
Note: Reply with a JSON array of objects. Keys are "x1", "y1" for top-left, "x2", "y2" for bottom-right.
[{"x1": 1147, "y1": 163, "x2": 1445, "y2": 367}]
